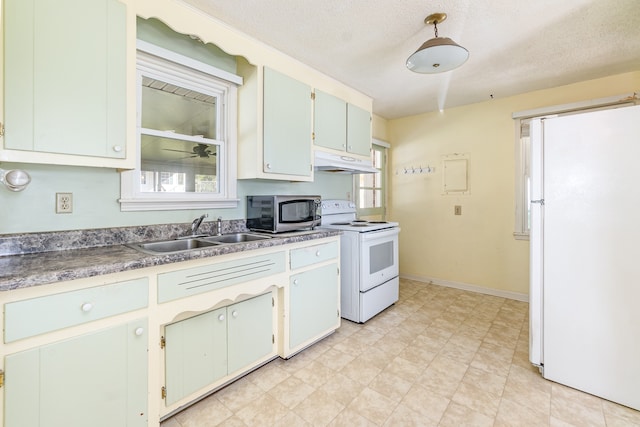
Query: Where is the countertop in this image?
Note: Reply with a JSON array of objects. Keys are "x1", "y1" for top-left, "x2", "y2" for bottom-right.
[{"x1": 0, "y1": 229, "x2": 341, "y2": 292}]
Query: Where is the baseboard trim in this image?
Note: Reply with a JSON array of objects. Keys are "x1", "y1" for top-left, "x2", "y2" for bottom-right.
[{"x1": 400, "y1": 274, "x2": 529, "y2": 303}]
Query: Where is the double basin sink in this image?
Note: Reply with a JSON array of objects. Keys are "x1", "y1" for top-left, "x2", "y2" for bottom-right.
[{"x1": 127, "y1": 233, "x2": 271, "y2": 255}]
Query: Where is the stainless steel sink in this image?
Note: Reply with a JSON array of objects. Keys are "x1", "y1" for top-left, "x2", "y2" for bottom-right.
[
  {"x1": 128, "y1": 238, "x2": 220, "y2": 254},
  {"x1": 201, "y1": 233, "x2": 272, "y2": 244},
  {"x1": 127, "y1": 233, "x2": 271, "y2": 254}
]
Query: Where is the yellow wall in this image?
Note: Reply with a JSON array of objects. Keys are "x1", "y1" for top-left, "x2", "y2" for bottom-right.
[
  {"x1": 372, "y1": 114, "x2": 390, "y2": 142},
  {"x1": 386, "y1": 71, "x2": 640, "y2": 297}
]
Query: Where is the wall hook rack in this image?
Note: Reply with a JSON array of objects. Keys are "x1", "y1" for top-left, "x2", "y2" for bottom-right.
[{"x1": 396, "y1": 164, "x2": 435, "y2": 175}]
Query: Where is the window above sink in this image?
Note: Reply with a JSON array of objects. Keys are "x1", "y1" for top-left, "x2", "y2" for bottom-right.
[{"x1": 120, "y1": 39, "x2": 240, "y2": 211}]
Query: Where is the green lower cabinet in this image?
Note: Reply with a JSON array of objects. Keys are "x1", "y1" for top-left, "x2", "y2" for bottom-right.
[
  {"x1": 4, "y1": 319, "x2": 148, "y2": 427},
  {"x1": 164, "y1": 308, "x2": 227, "y2": 406},
  {"x1": 289, "y1": 264, "x2": 340, "y2": 350},
  {"x1": 227, "y1": 293, "x2": 274, "y2": 375},
  {"x1": 164, "y1": 293, "x2": 274, "y2": 406}
]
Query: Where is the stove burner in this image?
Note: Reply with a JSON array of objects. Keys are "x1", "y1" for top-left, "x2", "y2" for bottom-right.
[
  {"x1": 352, "y1": 220, "x2": 367, "y2": 223},
  {"x1": 368, "y1": 221, "x2": 388, "y2": 224},
  {"x1": 331, "y1": 222, "x2": 352, "y2": 226},
  {"x1": 351, "y1": 223, "x2": 369, "y2": 227}
]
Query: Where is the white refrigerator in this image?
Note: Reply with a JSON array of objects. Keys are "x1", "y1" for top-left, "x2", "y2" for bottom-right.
[{"x1": 529, "y1": 104, "x2": 640, "y2": 411}]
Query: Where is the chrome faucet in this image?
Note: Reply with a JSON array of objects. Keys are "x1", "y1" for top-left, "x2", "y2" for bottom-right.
[
  {"x1": 190, "y1": 214, "x2": 208, "y2": 236},
  {"x1": 215, "y1": 216, "x2": 223, "y2": 236}
]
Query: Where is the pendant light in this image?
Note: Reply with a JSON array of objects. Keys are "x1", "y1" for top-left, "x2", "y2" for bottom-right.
[{"x1": 406, "y1": 13, "x2": 469, "y2": 74}]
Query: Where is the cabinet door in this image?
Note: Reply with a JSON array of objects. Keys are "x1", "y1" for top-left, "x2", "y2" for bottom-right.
[
  {"x1": 4, "y1": 320, "x2": 148, "y2": 427},
  {"x1": 164, "y1": 308, "x2": 227, "y2": 406},
  {"x1": 227, "y1": 293, "x2": 274, "y2": 374},
  {"x1": 263, "y1": 67, "x2": 312, "y2": 177},
  {"x1": 4, "y1": 0, "x2": 126, "y2": 158},
  {"x1": 289, "y1": 263, "x2": 340, "y2": 349},
  {"x1": 347, "y1": 104, "x2": 372, "y2": 156},
  {"x1": 314, "y1": 90, "x2": 347, "y2": 151}
]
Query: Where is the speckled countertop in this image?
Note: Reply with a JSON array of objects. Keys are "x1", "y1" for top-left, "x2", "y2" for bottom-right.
[{"x1": 0, "y1": 222, "x2": 340, "y2": 292}]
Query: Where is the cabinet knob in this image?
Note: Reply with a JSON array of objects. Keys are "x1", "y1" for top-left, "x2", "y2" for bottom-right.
[
  {"x1": 232, "y1": 310, "x2": 238, "y2": 318},
  {"x1": 293, "y1": 279, "x2": 299, "y2": 286},
  {"x1": 81, "y1": 302, "x2": 93, "y2": 312},
  {"x1": 112, "y1": 145, "x2": 123, "y2": 153},
  {"x1": 218, "y1": 314, "x2": 225, "y2": 322},
  {"x1": 134, "y1": 327, "x2": 144, "y2": 336},
  {"x1": 266, "y1": 163, "x2": 272, "y2": 170},
  {"x1": 316, "y1": 250, "x2": 321, "y2": 257}
]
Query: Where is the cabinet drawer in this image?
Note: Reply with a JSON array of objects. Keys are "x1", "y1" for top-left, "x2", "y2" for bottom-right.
[
  {"x1": 290, "y1": 241, "x2": 339, "y2": 270},
  {"x1": 158, "y1": 252, "x2": 286, "y2": 303},
  {"x1": 4, "y1": 278, "x2": 149, "y2": 343}
]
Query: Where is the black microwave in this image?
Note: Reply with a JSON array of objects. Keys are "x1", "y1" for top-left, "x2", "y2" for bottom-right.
[{"x1": 246, "y1": 195, "x2": 321, "y2": 233}]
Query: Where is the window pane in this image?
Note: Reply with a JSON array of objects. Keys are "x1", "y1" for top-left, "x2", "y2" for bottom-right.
[
  {"x1": 140, "y1": 134, "x2": 218, "y2": 193},
  {"x1": 372, "y1": 149, "x2": 382, "y2": 168},
  {"x1": 358, "y1": 189, "x2": 382, "y2": 209},
  {"x1": 359, "y1": 173, "x2": 376, "y2": 188},
  {"x1": 141, "y1": 77, "x2": 217, "y2": 138}
]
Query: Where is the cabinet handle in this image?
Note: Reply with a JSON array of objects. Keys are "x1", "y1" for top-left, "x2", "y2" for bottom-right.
[
  {"x1": 265, "y1": 163, "x2": 272, "y2": 170},
  {"x1": 112, "y1": 145, "x2": 123, "y2": 153},
  {"x1": 218, "y1": 314, "x2": 225, "y2": 321},
  {"x1": 81, "y1": 302, "x2": 93, "y2": 312},
  {"x1": 293, "y1": 279, "x2": 299, "y2": 286},
  {"x1": 315, "y1": 250, "x2": 321, "y2": 257},
  {"x1": 232, "y1": 310, "x2": 238, "y2": 318},
  {"x1": 134, "y1": 327, "x2": 144, "y2": 336}
]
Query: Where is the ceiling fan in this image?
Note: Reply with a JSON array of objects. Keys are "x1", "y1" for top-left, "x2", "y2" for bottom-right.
[{"x1": 163, "y1": 143, "x2": 216, "y2": 158}]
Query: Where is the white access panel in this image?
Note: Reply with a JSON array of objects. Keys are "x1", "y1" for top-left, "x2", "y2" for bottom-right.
[{"x1": 540, "y1": 105, "x2": 640, "y2": 410}]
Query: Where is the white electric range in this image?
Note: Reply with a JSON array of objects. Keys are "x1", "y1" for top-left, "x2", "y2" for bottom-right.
[{"x1": 319, "y1": 200, "x2": 400, "y2": 323}]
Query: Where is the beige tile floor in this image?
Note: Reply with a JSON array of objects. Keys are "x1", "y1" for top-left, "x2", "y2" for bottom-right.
[{"x1": 161, "y1": 279, "x2": 640, "y2": 426}]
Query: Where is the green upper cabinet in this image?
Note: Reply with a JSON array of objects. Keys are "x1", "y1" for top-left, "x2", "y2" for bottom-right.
[
  {"x1": 346, "y1": 103, "x2": 372, "y2": 157},
  {"x1": 313, "y1": 90, "x2": 347, "y2": 151},
  {"x1": 3, "y1": 0, "x2": 129, "y2": 166},
  {"x1": 263, "y1": 67, "x2": 312, "y2": 177},
  {"x1": 313, "y1": 89, "x2": 371, "y2": 157}
]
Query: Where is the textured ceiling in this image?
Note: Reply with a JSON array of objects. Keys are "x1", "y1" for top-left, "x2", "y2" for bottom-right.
[{"x1": 179, "y1": 0, "x2": 640, "y2": 119}]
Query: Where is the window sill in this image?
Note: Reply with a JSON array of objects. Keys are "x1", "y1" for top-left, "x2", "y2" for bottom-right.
[
  {"x1": 119, "y1": 198, "x2": 239, "y2": 212},
  {"x1": 513, "y1": 232, "x2": 529, "y2": 241}
]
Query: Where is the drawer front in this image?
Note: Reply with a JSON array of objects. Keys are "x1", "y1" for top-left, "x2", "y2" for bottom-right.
[
  {"x1": 290, "y1": 241, "x2": 339, "y2": 270},
  {"x1": 158, "y1": 252, "x2": 286, "y2": 303},
  {"x1": 4, "y1": 278, "x2": 149, "y2": 343}
]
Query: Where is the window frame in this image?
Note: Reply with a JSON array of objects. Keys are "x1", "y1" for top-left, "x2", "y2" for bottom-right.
[
  {"x1": 355, "y1": 139, "x2": 389, "y2": 218},
  {"x1": 119, "y1": 43, "x2": 239, "y2": 211}
]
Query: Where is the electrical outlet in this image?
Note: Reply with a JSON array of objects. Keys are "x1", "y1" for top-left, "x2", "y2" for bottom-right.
[
  {"x1": 56, "y1": 193, "x2": 73, "y2": 214},
  {"x1": 454, "y1": 205, "x2": 462, "y2": 215}
]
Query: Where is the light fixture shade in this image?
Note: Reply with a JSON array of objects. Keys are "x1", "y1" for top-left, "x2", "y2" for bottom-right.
[
  {"x1": 0, "y1": 168, "x2": 31, "y2": 192},
  {"x1": 406, "y1": 37, "x2": 469, "y2": 73}
]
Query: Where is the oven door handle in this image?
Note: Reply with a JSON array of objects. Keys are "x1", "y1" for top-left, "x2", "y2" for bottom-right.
[{"x1": 360, "y1": 227, "x2": 400, "y2": 242}]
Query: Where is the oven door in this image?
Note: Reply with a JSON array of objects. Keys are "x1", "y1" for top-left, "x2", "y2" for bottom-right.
[{"x1": 359, "y1": 227, "x2": 400, "y2": 292}]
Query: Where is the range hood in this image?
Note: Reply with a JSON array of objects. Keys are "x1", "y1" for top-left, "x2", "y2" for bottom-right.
[{"x1": 314, "y1": 151, "x2": 378, "y2": 174}]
